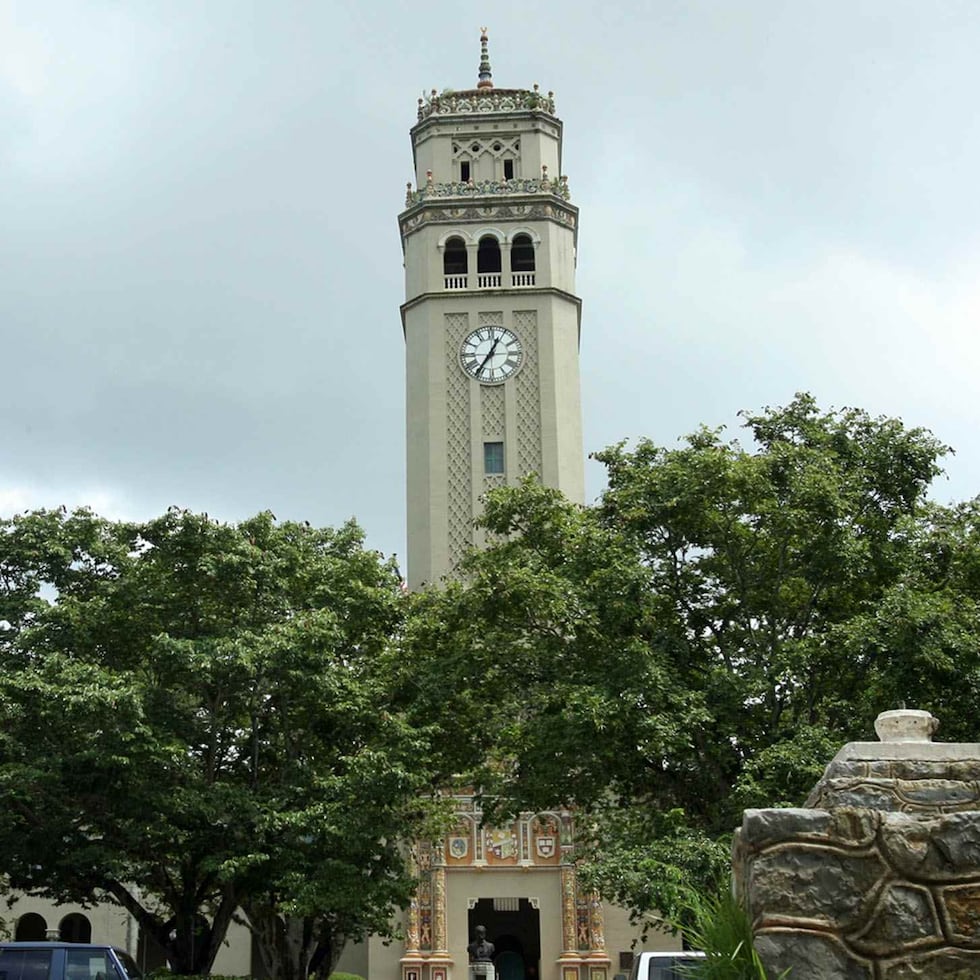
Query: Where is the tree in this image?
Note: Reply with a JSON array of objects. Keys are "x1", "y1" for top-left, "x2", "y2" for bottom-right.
[
  {"x1": 226, "y1": 612, "x2": 443, "y2": 980},
  {"x1": 395, "y1": 395, "x2": 978, "y2": 920},
  {"x1": 0, "y1": 508, "x2": 436, "y2": 976}
]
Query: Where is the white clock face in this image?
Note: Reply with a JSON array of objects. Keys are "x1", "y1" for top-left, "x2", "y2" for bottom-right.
[{"x1": 459, "y1": 326, "x2": 523, "y2": 384}]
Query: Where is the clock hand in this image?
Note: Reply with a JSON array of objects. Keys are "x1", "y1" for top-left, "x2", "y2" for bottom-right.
[{"x1": 476, "y1": 336, "x2": 501, "y2": 376}]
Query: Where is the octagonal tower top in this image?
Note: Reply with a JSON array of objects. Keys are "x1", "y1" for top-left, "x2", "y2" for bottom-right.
[{"x1": 416, "y1": 30, "x2": 557, "y2": 122}]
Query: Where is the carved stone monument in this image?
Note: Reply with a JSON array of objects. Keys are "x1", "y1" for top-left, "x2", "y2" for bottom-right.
[{"x1": 734, "y1": 709, "x2": 980, "y2": 978}]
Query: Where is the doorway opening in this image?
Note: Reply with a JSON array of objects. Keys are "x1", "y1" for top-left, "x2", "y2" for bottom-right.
[{"x1": 468, "y1": 898, "x2": 541, "y2": 980}]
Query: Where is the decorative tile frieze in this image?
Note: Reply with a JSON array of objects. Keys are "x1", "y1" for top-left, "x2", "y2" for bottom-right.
[
  {"x1": 406, "y1": 176, "x2": 570, "y2": 207},
  {"x1": 417, "y1": 86, "x2": 556, "y2": 121},
  {"x1": 400, "y1": 200, "x2": 577, "y2": 237},
  {"x1": 561, "y1": 866, "x2": 578, "y2": 954}
]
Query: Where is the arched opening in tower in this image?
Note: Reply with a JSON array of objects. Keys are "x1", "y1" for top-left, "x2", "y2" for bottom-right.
[
  {"x1": 444, "y1": 237, "x2": 468, "y2": 276},
  {"x1": 477, "y1": 236, "x2": 502, "y2": 274}
]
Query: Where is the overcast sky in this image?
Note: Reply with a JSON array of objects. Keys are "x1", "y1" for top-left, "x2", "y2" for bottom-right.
[{"x1": 3, "y1": 1, "x2": 979, "y2": 567}]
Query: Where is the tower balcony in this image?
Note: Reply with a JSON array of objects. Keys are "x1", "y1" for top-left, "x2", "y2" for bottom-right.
[
  {"x1": 436, "y1": 225, "x2": 543, "y2": 293},
  {"x1": 405, "y1": 173, "x2": 570, "y2": 209},
  {"x1": 443, "y1": 272, "x2": 536, "y2": 290}
]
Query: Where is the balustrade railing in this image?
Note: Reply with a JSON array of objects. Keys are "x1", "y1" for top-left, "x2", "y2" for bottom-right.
[{"x1": 442, "y1": 272, "x2": 539, "y2": 290}]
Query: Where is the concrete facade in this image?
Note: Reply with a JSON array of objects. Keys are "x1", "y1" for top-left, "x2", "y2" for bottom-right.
[{"x1": 399, "y1": 43, "x2": 584, "y2": 590}]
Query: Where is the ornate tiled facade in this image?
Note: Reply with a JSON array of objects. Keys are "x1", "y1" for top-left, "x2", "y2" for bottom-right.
[{"x1": 400, "y1": 801, "x2": 609, "y2": 980}]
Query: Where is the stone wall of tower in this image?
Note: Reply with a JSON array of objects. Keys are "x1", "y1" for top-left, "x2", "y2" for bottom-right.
[
  {"x1": 401, "y1": 205, "x2": 577, "y2": 300},
  {"x1": 410, "y1": 90, "x2": 563, "y2": 188},
  {"x1": 400, "y1": 86, "x2": 584, "y2": 589},
  {"x1": 402, "y1": 289, "x2": 583, "y2": 587}
]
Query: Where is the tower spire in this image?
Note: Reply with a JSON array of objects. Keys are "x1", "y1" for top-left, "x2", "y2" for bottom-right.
[{"x1": 477, "y1": 28, "x2": 493, "y2": 89}]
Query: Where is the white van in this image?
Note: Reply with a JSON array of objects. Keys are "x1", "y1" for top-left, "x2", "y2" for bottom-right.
[{"x1": 627, "y1": 950, "x2": 706, "y2": 980}]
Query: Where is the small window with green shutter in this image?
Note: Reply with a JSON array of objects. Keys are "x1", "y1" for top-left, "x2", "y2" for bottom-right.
[{"x1": 484, "y1": 442, "x2": 504, "y2": 474}]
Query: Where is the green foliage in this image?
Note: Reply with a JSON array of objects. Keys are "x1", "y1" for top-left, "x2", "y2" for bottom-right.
[
  {"x1": 730, "y1": 726, "x2": 840, "y2": 812},
  {"x1": 833, "y1": 498, "x2": 980, "y2": 742},
  {"x1": 327, "y1": 974, "x2": 366, "y2": 980},
  {"x1": 396, "y1": 394, "x2": 976, "y2": 919},
  {"x1": 676, "y1": 890, "x2": 787, "y2": 979},
  {"x1": 579, "y1": 809, "x2": 731, "y2": 929},
  {"x1": 0, "y1": 508, "x2": 434, "y2": 979}
]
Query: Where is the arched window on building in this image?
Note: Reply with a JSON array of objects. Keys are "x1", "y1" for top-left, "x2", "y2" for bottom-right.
[
  {"x1": 443, "y1": 237, "x2": 468, "y2": 289},
  {"x1": 511, "y1": 234, "x2": 535, "y2": 286},
  {"x1": 477, "y1": 236, "x2": 502, "y2": 287},
  {"x1": 15, "y1": 913, "x2": 47, "y2": 941},
  {"x1": 59, "y1": 913, "x2": 92, "y2": 943}
]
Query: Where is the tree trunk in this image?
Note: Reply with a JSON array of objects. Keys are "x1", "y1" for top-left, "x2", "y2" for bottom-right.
[
  {"x1": 242, "y1": 903, "x2": 340, "y2": 980},
  {"x1": 102, "y1": 880, "x2": 236, "y2": 975}
]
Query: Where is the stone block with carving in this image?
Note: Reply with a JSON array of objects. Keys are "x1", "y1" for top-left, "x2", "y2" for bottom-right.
[{"x1": 734, "y1": 711, "x2": 980, "y2": 979}]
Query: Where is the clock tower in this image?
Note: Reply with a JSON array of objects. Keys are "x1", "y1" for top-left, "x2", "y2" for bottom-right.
[
  {"x1": 400, "y1": 31, "x2": 584, "y2": 589},
  {"x1": 356, "y1": 34, "x2": 679, "y2": 980}
]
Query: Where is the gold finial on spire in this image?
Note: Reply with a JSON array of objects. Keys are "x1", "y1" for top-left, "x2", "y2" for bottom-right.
[{"x1": 477, "y1": 28, "x2": 493, "y2": 89}]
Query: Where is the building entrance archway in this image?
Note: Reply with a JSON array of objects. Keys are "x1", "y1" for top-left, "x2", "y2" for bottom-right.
[{"x1": 467, "y1": 899, "x2": 540, "y2": 980}]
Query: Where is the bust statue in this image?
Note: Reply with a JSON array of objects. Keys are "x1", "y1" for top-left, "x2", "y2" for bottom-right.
[{"x1": 467, "y1": 924, "x2": 495, "y2": 963}]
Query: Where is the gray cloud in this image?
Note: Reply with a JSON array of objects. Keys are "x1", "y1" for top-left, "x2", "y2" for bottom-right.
[{"x1": 3, "y1": 1, "x2": 979, "y2": 563}]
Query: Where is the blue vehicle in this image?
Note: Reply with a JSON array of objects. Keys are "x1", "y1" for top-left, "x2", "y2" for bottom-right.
[{"x1": 0, "y1": 943, "x2": 141, "y2": 980}]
